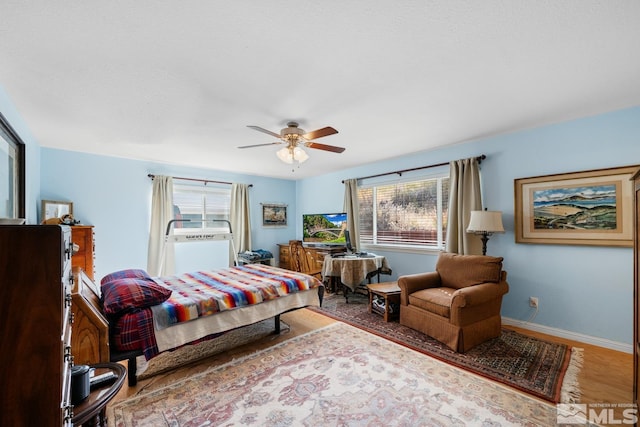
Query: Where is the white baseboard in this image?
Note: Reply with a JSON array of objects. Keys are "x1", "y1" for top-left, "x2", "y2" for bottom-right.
[{"x1": 502, "y1": 317, "x2": 632, "y2": 354}]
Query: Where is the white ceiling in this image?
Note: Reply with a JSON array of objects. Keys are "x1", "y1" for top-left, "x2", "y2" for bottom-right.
[{"x1": 1, "y1": 1, "x2": 639, "y2": 179}]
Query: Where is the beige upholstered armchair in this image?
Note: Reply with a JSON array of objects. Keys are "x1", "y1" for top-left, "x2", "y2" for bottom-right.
[{"x1": 398, "y1": 252, "x2": 509, "y2": 352}]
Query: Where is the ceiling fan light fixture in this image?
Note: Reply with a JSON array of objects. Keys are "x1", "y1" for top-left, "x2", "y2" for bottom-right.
[
  {"x1": 244, "y1": 121, "x2": 343, "y2": 167},
  {"x1": 276, "y1": 146, "x2": 309, "y2": 164},
  {"x1": 276, "y1": 147, "x2": 294, "y2": 164},
  {"x1": 293, "y1": 146, "x2": 309, "y2": 163}
]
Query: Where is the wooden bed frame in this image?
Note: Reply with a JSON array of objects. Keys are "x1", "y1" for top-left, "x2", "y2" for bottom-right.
[{"x1": 70, "y1": 267, "x2": 323, "y2": 386}]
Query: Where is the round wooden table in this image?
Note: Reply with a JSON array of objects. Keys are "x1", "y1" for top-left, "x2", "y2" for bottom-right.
[
  {"x1": 72, "y1": 362, "x2": 126, "y2": 427},
  {"x1": 322, "y1": 254, "x2": 392, "y2": 301}
]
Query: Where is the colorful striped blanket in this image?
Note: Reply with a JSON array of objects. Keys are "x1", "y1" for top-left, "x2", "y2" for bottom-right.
[{"x1": 150, "y1": 264, "x2": 322, "y2": 330}]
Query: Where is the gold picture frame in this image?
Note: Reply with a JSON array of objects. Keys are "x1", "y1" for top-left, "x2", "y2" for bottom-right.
[
  {"x1": 42, "y1": 200, "x2": 73, "y2": 221},
  {"x1": 514, "y1": 165, "x2": 639, "y2": 247}
]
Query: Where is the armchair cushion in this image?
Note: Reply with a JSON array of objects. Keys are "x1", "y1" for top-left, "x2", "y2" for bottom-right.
[
  {"x1": 436, "y1": 252, "x2": 503, "y2": 289},
  {"x1": 408, "y1": 287, "x2": 456, "y2": 318}
]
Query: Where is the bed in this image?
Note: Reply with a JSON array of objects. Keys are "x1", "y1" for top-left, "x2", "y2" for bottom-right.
[{"x1": 77, "y1": 263, "x2": 324, "y2": 386}]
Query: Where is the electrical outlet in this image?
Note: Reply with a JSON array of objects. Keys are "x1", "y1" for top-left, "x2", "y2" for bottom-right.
[{"x1": 529, "y1": 297, "x2": 539, "y2": 308}]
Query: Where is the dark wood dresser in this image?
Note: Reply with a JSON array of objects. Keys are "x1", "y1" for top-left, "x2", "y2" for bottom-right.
[{"x1": 0, "y1": 225, "x2": 74, "y2": 426}]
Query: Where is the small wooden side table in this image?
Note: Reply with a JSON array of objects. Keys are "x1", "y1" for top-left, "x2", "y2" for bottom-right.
[
  {"x1": 367, "y1": 281, "x2": 401, "y2": 322},
  {"x1": 72, "y1": 362, "x2": 126, "y2": 427}
]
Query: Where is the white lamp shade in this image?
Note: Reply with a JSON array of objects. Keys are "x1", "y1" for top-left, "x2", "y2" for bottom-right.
[
  {"x1": 467, "y1": 210, "x2": 505, "y2": 233},
  {"x1": 276, "y1": 147, "x2": 294, "y2": 164},
  {"x1": 293, "y1": 147, "x2": 309, "y2": 163},
  {"x1": 276, "y1": 146, "x2": 309, "y2": 164}
]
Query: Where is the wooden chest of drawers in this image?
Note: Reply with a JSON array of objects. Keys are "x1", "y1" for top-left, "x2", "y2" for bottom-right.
[
  {"x1": 278, "y1": 243, "x2": 346, "y2": 270},
  {"x1": 0, "y1": 225, "x2": 74, "y2": 426},
  {"x1": 278, "y1": 243, "x2": 292, "y2": 269}
]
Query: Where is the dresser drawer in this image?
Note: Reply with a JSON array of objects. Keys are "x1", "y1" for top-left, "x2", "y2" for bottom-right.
[{"x1": 278, "y1": 244, "x2": 291, "y2": 270}]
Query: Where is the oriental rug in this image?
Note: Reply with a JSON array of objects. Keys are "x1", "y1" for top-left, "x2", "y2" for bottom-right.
[
  {"x1": 108, "y1": 322, "x2": 562, "y2": 426},
  {"x1": 309, "y1": 292, "x2": 582, "y2": 403}
]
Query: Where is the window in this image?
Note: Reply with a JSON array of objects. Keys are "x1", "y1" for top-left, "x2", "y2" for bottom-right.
[
  {"x1": 172, "y1": 184, "x2": 231, "y2": 233},
  {"x1": 358, "y1": 173, "x2": 449, "y2": 249}
]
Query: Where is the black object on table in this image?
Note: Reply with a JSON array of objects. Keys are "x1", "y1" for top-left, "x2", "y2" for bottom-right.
[{"x1": 72, "y1": 362, "x2": 126, "y2": 427}]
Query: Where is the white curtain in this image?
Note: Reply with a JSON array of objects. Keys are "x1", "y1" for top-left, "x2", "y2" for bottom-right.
[
  {"x1": 230, "y1": 183, "x2": 251, "y2": 265},
  {"x1": 343, "y1": 179, "x2": 361, "y2": 250},
  {"x1": 445, "y1": 158, "x2": 483, "y2": 255},
  {"x1": 147, "y1": 175, "x2": 175, "y2": 276}
]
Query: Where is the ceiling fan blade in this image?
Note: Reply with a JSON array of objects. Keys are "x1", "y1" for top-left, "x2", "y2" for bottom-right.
[
  {"x1": 237, "y1": 142, "x2": 281, "y2": 149},
  {"x1": 306, "y1": 142, "x2": 345, "y2": 153},
  {"x1": 303, "y1": 126, "x2": 338, "y2": 140},
  {"x1": 247, "y1": 125, "x2": 281, "y2": 139}
]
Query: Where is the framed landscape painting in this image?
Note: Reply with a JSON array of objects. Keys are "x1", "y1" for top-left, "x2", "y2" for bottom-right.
[
  {"x1": 514, "y1": 165, "x2": 639, "y2": 247},
  {"x1": 262, "y1": 203, "x2": 287, "y2": 227}
]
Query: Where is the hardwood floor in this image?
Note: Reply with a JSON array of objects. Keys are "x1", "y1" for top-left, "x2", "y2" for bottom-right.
[{"x1": 110, "y1": 309, "x2": 633, "y2": 425}]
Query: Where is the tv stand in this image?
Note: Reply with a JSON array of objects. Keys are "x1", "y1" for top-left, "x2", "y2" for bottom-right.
[
  {"x1": 278, "y1": 243, "x2": 347, "y2": 270},
  {"x1": 304, "y1": 243, "x2": 334, "y2": 249}
]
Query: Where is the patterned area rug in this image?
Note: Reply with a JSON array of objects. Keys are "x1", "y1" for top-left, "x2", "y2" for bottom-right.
[
  {"x1": 309, "y1": 292, "x2": 582, "y2": 403},
  {"x1": 108, "y1": 322, "x2": 562, "y2": 426}
]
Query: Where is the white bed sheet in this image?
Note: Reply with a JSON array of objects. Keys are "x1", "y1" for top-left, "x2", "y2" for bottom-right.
[{"x1": 153, "y1": 287, "x2": 320, "y2": 352}]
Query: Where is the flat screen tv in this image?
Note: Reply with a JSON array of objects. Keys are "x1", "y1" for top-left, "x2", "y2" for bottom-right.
[{"x1": 303, "y1": 212, "x2": 347, "y2": 245}]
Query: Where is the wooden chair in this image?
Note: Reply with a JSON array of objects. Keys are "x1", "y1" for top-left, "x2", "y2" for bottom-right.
[{"x1": 288, "y1": 240, "x2": 322, "y2": 279}]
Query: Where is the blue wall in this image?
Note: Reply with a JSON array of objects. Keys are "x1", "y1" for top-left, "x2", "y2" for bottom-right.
[
  {"x1": 3, "y1": 80, "x2": 639, "y2": 347},
  {"x1": 297, "y1": 106, "x2": 640, "y2": 346},
  {"x1": 0, "y1": 88, "x2": 40, "y2": 224},
  {"x1": 39, "y1": 149, "x2": 297, "y2": 278}
]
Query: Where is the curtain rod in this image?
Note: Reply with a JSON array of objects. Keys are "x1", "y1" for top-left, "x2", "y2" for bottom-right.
[
  {"x1": 341, "y1": 154, "x2": 485, "y2": 183},
  {"x1": 147, "y1": 174, "x2": 253, "y2": 187}
]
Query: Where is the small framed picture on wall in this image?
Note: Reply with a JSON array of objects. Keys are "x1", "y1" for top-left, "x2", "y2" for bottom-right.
[{"x1": 262, "y1": 203, "x2": 287, "y2": 227}]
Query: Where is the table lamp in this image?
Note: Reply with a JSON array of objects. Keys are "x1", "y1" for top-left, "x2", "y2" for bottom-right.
[{"x1": 466, "y1": 210, "x2": 505, "y2": 255}]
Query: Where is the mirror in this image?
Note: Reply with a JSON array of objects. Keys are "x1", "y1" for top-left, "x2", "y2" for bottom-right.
[
  {"x1": 42, "y1": 200, "x2": 73, "y2": 221},
  {"x1": 0, "y1": 112, "x2": 26, "y2": 219}
]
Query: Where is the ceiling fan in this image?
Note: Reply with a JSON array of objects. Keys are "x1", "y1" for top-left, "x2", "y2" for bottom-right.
[{"x1": 239, "y1": 121, "x2": 345, "y2": 164}]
